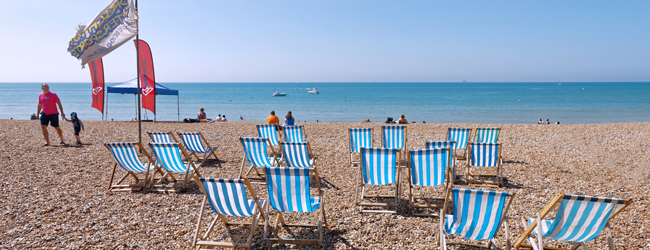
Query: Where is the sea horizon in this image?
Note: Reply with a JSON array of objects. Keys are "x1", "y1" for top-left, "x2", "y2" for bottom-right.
[{"x1": 2, "y1": 82, "x2": 649, "y2": 124}]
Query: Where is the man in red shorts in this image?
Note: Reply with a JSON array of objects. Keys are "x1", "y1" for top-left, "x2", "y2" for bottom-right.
[{"x1": 37, "y1": 84, "x2": 66, "y2": 146}]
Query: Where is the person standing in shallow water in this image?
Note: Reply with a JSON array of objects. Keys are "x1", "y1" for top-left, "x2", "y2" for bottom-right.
[{"x1": 37, "y1": 84, "x2": 66, "y2": 146}]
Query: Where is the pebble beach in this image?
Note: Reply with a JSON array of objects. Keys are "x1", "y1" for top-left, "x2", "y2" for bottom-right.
[{"x1": 1, "y1": 119, "x2": 649, "y2": 249}]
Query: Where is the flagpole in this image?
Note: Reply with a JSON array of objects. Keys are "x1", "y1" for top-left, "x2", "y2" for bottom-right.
[{"x1": 135, "y1": 0, "x2": 142, "y2": 147}]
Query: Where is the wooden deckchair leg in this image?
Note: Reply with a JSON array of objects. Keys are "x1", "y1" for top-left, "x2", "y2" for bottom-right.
[
  {"x1": 321, "y1": 199, "x2": 328, "y2": 227},
  {"x1": 108, "y1": 163, "x2": 118, "y2": 191},
  {"x1": 606, "y1": 224, "x2": 614, "y2": 250},
  {"x1": 536, "y1": 213, "x2": 544, "y2": 250},
  {"x1": 505, "y1": 218, "x2": 511, "y2": 250},
  {"x1": 193, "y1": 196, "x2": 208, "y2": 246},
  {"x1": 116, "y1": 173, "x2": 131, "y2": 185},
  {"x1": 570, "y1": 242, "x2": 581, "y2": 250},
  {"x1": 238, "y1": 155, "x2": 246, "y2": 179}
]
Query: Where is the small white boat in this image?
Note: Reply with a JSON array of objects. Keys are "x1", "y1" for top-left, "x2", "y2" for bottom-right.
[
  {"x1": 307, "y1": 88, "x2": 319, "y2": 94},
  {"x1": 272, "y1": 91, "x2": 287, "y2": 96}
]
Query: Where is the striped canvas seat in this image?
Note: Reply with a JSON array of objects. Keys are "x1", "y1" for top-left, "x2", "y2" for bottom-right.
[
  {"x1": 148, "y1": 142, "x2": 200, "y2": 192},
  {"x1": 382, "y1": 125, "x2": 406, "y2": 150},
  {"x1": 105, "y1": 142, "x2": 157, "y2": 192},
  {"x1": 263, "y1": 167, "x2": 327, "y2": 246},
  {"x1": 409, "y1": 148, "x2": 448, "y2": 187},
  {"x1": 476, "y1": 127, "x2": 500, "y2": 143},
  {"x1": 179, "y1": 132, "x2": 215, "y2": 154},
  {"x1": 283, "y1": 125, "x2": 305, "y2": 143},
  {"x1": 470, "y1": 142, "x2": 500, "y2": 167},
  {"x1": 348, "y1": 128, "x2": 373, "y2": 168},
  {"x1": 281, "y1": 142, "x2": 314, "y2": 168},
  {"x1": 444, "y1": 189, "x2": 512, "y2": 240},
  {"x1": 265, "y1": 167, "x2": 320, "y2": 212},
  {"x1": 446, "y1": 128, "x2": 471, "y2": 151},
  {"x1": 426, "y1": 141, "x2": 456, "y2": 174},
  {"x1": 106, "y1": 143, "x2": 149, "y2": 173},
  {"x1": 192, "y1": 177, "x2": 265, "y2": 249},
  {"x1": 148, "y1": 132, "x2": 175, "y2": 143},
  {"x1": 199, "y1": 178, "x2": 264, "y2": 217},
  {"x1": 257, "y1": 124, "x2": 280, "y2": 146},
  {"x1": 241, "y1": 137, "x2": 277, "y2": 167},
  {"x1": 361, "y1": 147, "x2": 398, "y2": 185},
  {"x1": 515, "y1": 193, "x2": 633, "y2": 250}
]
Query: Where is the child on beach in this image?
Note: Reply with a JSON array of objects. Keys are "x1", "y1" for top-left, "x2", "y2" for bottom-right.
[{"x1": 65, "y1": 112, "x2": 84, "y2": 145}]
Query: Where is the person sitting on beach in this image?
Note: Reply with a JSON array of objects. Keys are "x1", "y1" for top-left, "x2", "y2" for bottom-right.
[
  {"x1": 30, "y1": 113, "x2": 37, "y2": 120},
  {"x1": 555, "y1": 121, "x2": 560, "y2": 125},
  {"x1": 538, "y1": 118, "x2": 543, "y2": 124},
  {"x1": 211, "y1": 114, "x2": 222, "y2": 123},
  {"x1": 267, "y1": 111, "x2": 281, "y2": 130},
  {"x1": 545, "y1": 119, "x2": 550, "y2": 125},
  {"x1": 284, "y1": 111, "x2": 295, "y2": 126},
  {"x1": 197, "y1": 108, "x2": 208, "y2": 122},
  {"x1": 397, "y1": 115, "x2": 408, "y2": 124},
  {"x1": 64, "y1": 112, "x2": 84, "y2": 145},
  {"x1": 222, "y1": 115, "x2": 228, "y2": 122}
]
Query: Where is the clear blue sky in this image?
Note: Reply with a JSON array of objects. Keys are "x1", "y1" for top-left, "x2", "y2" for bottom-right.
[{"x1": 0, "y1": 0, "x2": 648, "y2": 82}]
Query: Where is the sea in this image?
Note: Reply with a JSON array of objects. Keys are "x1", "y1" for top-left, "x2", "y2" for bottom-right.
[{"x1": 1, "y1": 82, "x2": 649, "y2": 124}]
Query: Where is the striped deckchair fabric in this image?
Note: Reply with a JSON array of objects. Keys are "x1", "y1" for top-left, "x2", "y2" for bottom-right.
[
  {"x1": 515, "y1": 193, "x2": 633, "y2": 250},
  {"x1": 104, "y1": 142, "x2": 156, "y2": 192},
  {"x1": 283, "y1": 125, "x2": 305, "y2": 143},
  {"x1": 409, "y1": 148, "x2": 448, "y2": 187},
  {"x1": 239, "y1": 137, "x2": 279, "y2": 181},
  {"x1": 355, "y1": 147, "x2": 401, "y2": 213},
  {"x1": 178, "y1": 132, "x2": 219, "y2": 164},
  {"x1": 147, "y1": 131, "x2": 176, "y2": 143},
  {"x1": 281, "y1": 142, "x2": 314, "y2": 168},
  {"x1": 192, "y1": 177, "x2": 265, "y2": 249},
  {"x1": 467, "y1": 142, "x2": 503, "y2": 187},
  {"x1": 263, "y1": 167, "x2": 327, "y2": 246},
  {"x1": 476, "y1": 127, "x2": 500, "y2": 143},
  {"x1": 440, "y1": 188, "x2": 514, "y2": 249},
  {"x1": 257, "y1": 124, "x2": 280, "y2": 146},
  {"x1": 426, "y1": 141, "x2": 457, "y2": 179},
  {"x1": 446, "y1": 128, "x2": 471, "y2": 160},
  {"x1": 408, "y1": 148, "x2": 451, "y2": 216},
  {"x1": 348, "y1": 128, "x2": 373, "y2": 168},
  {"x1": 382, "y1": 125, "x2": 406, "y2": 150},
  {"x1": 361, "y1": 147, "x2": 398, "y2": 185},
  {"x1": 148, "y1": 142, "x2": 201, "y2": 192}
]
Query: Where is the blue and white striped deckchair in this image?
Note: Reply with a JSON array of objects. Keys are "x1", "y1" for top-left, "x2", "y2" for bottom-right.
[
  {"x1": 355, "y1": 147, "x2": 401, "y2": 213},
  {"x1": 263, "y1": 167, "x2": 327, "y2": 246},
  {"x1": 283, "y1": 125, "x2": 306, "y2": 143},
  {"x1": 104, "y1": 142, "x2": 156, "y2": 192},
  {"x1": 447, "y1": 128, "x2": 471, "y2": 160},
  {"x1": 382, "y1": 125, "x2": 406, "y2": 150},
  {"x1": 257, "y1": 124, "x2": 281, "y2": 148},
  {"x1": 239, "y1": 137, "x2": 280, "y2": 181},
  {"x1": 426, "y1": 141, "x2": 457, "y2": 179},
  {"x1": 515, "y1": 193, "x2": 633, "y2": 250},
  {"x1": 348, "y1": 128, "x2": 373, "y2": 168},
  {"x1": 147, "y1": 131, "x2": 177, "y2": 143},
  {"x1": 440, "y1": 188, "x2": 515, "y2": 250},
  {"x1": 192, "y1": 177, "x2": 266, "y2": 249},
  {"x1": 408, "y1": 148, "x2": 451, "y2": 216},
  {"x1": 281, "y1": 142, "x2": 315, "y2": 168},
  {"x1": 476, "y1": 127, "x2": 500, "y2": 143},
  {"x1": 148, "y1": 142, "x2": 201, "y2": 192},
  {"x1": 177, "y1": 132, "x2": 219, "y2": 166},
  {"x1": 467, "y1": 142, "x2": 504, "y2": 187}
]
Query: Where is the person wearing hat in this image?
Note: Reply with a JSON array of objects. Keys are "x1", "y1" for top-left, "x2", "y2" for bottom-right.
[{"x1": 65, "y1": 112, "x2": 85, "y2": 145}]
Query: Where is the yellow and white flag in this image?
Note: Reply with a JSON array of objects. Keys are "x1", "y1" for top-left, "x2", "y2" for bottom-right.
[{"x1": 67, "y1": 0, "x2": 138, "y2": 67}]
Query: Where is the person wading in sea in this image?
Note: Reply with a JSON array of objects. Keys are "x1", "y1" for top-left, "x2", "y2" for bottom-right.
[{"x1": 37, "y1": 84, "x2": 66, "y2": 146}]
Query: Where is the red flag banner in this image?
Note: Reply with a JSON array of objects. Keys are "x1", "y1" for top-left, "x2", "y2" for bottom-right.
[
  {"x1": 134, "y1": 39, "x2": 155, "y2": 114},
  {"x1": 89, "y1": 58, "x2": 105, "y2": 114}
]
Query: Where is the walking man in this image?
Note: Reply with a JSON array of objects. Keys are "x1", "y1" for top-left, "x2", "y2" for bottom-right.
[{"x1": 37, "y1": 84, "x2": 66, "y2": 146}]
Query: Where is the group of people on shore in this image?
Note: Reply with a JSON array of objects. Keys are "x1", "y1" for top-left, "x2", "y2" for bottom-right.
[
  {"x1": 538, "y1": 117, "x2": 560, "y2": 125},
  {"x1": 266, "y1": 110, "x2": 295, "y2": 129},
  {"x1": 36, "y1": 84, "x2": 84, "y2": 146}
]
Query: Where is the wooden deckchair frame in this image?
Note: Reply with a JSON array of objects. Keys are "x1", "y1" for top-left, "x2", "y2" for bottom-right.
[
  {"x1": 355, "y1": 150, "x2": 402, "y2": 214},
  {"x1": 348, "y1": 128, "x2": 373, "y2": 168},
  {"x1": 447, "y1": 127, "x2": 472, "y2": 161},
  {"x1": 177, "y1": 132, "x2": 220, "y2": 165},
  {"x1": 148, "y1": 142, "x2": 202, "y2": 193},
  {"x1": 438, "y1": 186, "x2": 516, "y2": 250},
  {"x1": 466, "y1": 143, "x2": 504, "y2": 187},
  {"x1": 264, "y1": 168, "x2": 328, "y2": 247},
  {"x1": 407, "y1": 147, "x2": 452, "y2": 217},
  {"x1": 146, "y1": 131, "x2": 178, "y2": 143},
  {"x1": 514, "y1": 192, "x2": 633, "y2": 250},
  {"x1": 105, "y1": 142, "x2": 162, "y2": 192},
  {"x1": 191, "y1": 176, "x2": 266, "y2": 249},
  {"x1": 238, "y1": 138, "x2": 279, "y2": 183},
  {"x1": 282, "y1": 124, "x2": 307, "y2": 142},
  {"x1": 381, "y1": 126, "x2": 408, "y2": 168}
]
